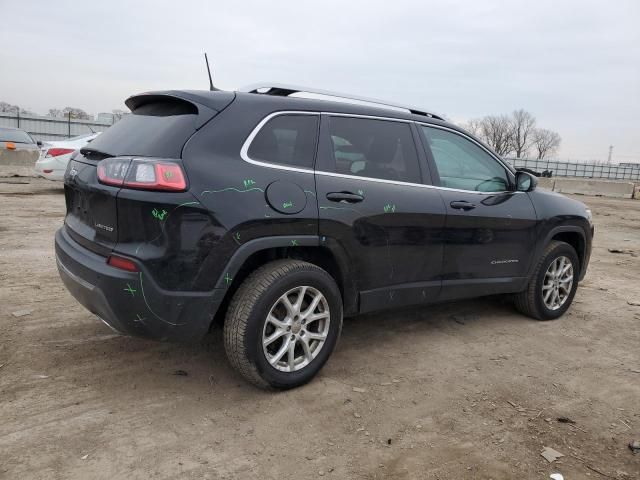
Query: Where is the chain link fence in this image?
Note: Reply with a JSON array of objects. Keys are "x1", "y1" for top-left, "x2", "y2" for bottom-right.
[
  {"x1": 0, "y1": 112, "x2": 120, "y2": 142},
  {"x1": 506, "y1": 157, "x2": 640, "y2": 181}
]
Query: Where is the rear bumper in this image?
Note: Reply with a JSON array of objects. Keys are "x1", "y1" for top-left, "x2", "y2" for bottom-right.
[
  {"x1": 35, "y1": 157, "x2": 66, "y2": 181},
  {"x1": 55, "y1": 227, "x2": 225, "y2": 342}
]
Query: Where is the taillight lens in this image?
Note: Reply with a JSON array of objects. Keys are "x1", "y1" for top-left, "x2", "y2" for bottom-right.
[
  {"x1": 96, "y1": 158, "x2": 130, "y2": 187},
  {"x1": 97, "y1": 158, "x2": 187, "y2": 191},
  {"x1": 46, "y1": 148, "x2": 75, "y2": 157}
]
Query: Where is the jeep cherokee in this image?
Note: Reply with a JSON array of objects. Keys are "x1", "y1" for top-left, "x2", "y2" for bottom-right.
[{"x1": 55, "y1": 84, "x2": 593, "y2": 389}]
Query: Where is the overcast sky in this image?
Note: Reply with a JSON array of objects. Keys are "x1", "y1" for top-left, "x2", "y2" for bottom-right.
[{"x1": 1, "y1": 0, "x2": 638, "y2": 161}]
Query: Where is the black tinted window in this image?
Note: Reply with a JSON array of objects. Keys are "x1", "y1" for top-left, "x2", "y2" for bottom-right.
[
  {"x1": 248, "y1": 114, "x2": 319, "y2": 169},
  {"x1": 421, "y1": 126, "x2": 509, "y2": 192},
  {"x1": 327, "y1": 117, "x2": 421, "y2": 183},
  {"x1": 85, "y1": 100, "x2": 199, "y2": 158}
]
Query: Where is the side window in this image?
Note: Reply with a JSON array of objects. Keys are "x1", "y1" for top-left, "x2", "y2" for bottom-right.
[
  {"x1": 327, "y1": 116, "x2": 421, "y2": 183},
  {"x1": 248, "y1": 114, "x2": 319, "y2": 169},
  {"x1": 421, "y1": 126, "x2": 510, "y2": 192}
]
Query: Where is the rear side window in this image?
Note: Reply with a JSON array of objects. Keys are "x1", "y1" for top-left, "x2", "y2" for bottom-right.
[
  {"x1": 326, "y1": 116, "x2": 421, "y2": 183},
  {"x1": 247, "y1": 114, "x2": 319, "y2": 169},
  {"x1": 0, "y1": 128, "x2": 34, "y2": 144},
  {"x1": 84, "y1": 98, "x2": 200, "y2": 159}
]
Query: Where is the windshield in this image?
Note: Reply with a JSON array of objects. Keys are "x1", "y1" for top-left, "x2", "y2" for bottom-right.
[
  {"x1": 86, "y1": 112, "x2": 198, "y2": 158},
  {"x1": 0, "y1": 128, "x2": 34, "y2": 144}
]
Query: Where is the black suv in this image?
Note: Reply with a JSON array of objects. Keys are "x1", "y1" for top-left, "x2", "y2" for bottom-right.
[{"x1": 55, "y1": 84, "x2": 593, "y2": 389}]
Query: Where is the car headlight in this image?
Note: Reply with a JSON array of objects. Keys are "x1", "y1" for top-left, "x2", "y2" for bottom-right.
[{"x1": 585, "y1": 208, "x2": 593, "y2": 226}]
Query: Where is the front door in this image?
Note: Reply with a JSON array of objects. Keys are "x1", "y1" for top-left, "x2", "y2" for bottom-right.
[
  {"x1": 418, "y1": 125, "x2": 538, "y2": 300},
  {"x1": 316, "y1": 114, "x2": 446, "y2": 313}
]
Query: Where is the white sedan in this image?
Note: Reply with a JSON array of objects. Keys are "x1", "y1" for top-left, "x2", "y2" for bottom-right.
[{"x1": 35, "y1": 133, "x2": 101, "y2": 181}]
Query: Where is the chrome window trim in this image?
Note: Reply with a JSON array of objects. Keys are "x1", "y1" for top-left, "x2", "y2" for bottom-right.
[
  {"x1": 240, "y1": 110, "x2": 519, "y2": 195},
  {"x1": 239, "y1": 111, "x2": 319, "y2": 174},
  {"x1": 314, "y1": 170, "x2": 521, "y2": 195}
]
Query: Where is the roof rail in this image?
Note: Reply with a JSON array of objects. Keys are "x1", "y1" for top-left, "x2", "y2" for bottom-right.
[{"x1": 238, "y1": 82, "x2": 444, "y2": 121}]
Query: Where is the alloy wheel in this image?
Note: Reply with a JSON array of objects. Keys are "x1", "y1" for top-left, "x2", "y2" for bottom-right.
[
  {"x1": 542, "y1": 255, "x2": 574, "y2": 310},
  {"x1": 262, "y1": 286, "x2": 331, "y2": 372}
]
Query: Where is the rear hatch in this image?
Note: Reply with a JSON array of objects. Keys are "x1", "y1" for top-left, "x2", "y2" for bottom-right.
[{"x1": 63, "y1": 91, "x2": 235, "y2": 256}]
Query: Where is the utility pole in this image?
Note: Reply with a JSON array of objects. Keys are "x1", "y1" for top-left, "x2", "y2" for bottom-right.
[{"x1": 607, "y1": 145, "x2": 613, "y2": 164}]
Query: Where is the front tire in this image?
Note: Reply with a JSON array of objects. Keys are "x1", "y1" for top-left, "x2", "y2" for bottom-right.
[
  {"x1": 223, "y1": 259, "x2": 343, "y2": 389},
  {"x1": 514, "y1": 241, "x2": 579, "y2": 320}
]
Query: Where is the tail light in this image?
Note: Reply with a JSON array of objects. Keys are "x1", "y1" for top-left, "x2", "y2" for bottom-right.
[
  {"x1": 46, "y1": 148, "x2": 75, "y2": 157},
  {"x1": 97, "y1": 158, "x2": 187, "y2": 191}
]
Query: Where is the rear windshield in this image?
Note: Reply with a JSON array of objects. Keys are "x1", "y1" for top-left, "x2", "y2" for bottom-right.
[
  {"x1": 85, "y1": 99, "x2": 199, "y2": 158},
  {"x1": 0, "y1": 128, "x2": 34, "y2": 144}
]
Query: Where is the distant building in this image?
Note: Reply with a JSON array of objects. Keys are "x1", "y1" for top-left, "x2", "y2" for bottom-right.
[{"x1": 96, "y1": 112, "x2": 130, "y2": 123}]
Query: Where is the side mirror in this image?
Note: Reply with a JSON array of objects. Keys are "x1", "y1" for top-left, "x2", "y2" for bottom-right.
[
  {"x1": 515, "y1": 171, "x2": 537, "y2": 192},
  {"x1": 36, "y1": 140, "x2": 43, "y2": 147}
]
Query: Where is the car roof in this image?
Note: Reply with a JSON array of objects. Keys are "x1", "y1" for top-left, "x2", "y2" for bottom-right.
[
  {"x1": 0, "y1": 126, "x2": 28, "y2": 132},
  {"x1": 138, "y1": 89, "x2": 456, "y2": 129}
]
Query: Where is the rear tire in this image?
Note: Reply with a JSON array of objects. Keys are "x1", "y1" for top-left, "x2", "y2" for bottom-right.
[
  {"x1": 223, "y1": 259, "x2": 343, "y2": 389},
  {"x1": 514, "y1": 241, "x2": 579, "y2": 320}
]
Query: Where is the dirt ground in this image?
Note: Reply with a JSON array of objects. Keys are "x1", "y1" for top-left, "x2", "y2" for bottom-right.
[{"x1": 1, "y1": 177, "x2": 638, "y2": 480}]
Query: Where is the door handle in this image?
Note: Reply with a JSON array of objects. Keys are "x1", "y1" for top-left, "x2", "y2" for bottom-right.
[
  {"x1": 450, "y1": 200, "x2": 476, "y2": 211},
  {"x1": 326, "y1": 192, "x2": 364, "y2": 203}
]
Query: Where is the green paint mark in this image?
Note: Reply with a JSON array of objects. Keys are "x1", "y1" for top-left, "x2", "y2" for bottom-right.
[
  {"x1": 124, "y1": 284, "x2": 137, "y2": 296},
  {"x1": 224, "y1": 273, "x2": 233, "y2": 285},
  {"x1": 282, "y1": 201, "x2": 294, "y2": 209},
  {"x1": 243, "y1": 179, "x2": 256, "y2": 188},
  {"x1": 152, "y1": 208, "x2": 168, "y2": 221},
  {"x1": 164, "y1": 170, "x2": 174, "y2": 180},
  {"x1": 201, "y1": 187, "x2": 264, "y2": 195},
  {"x1": 303, "y1": 190, "x2": 316, "y2": 197},
  {"x1": 134, "y1": 314, "x2": 146, "y2": 323},
  {"x1": 139, "y1": 272, "x2": 184, "y2": 326},
  {"x1": 384, "y1": 203, "x2": 396, "y2": 213},
  {"x1": 234, "y1": 232, "x2": 241, "y2": 242},
  {"x1": 357, "y1": 189, "x2": 364, "y2": 196},
  {"x1": 291, "y1": 239, "x2": 299, "y2": 247}
]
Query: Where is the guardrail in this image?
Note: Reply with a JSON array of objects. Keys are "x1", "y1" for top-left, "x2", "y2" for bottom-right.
[{"x1": 507, "y1": 157, "x2": 640, "y2": 181}]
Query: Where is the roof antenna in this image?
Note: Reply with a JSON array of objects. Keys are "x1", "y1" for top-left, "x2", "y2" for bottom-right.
[{"x1": 204, "y1": 53, "x2": 217, "y2": 91}]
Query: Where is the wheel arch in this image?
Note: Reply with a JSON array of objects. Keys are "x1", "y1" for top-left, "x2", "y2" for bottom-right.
[
  {"x1": 211, "y1": 236, "x2": 357, "y2": 327},
  {"x1": 540, "y1": 226, "x2": 587, "y2": 278}
]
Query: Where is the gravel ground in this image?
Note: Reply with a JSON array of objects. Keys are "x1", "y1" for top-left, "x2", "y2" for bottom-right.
[{"x1": 1, "y1": 177, "x2": 639, "y2": 479}]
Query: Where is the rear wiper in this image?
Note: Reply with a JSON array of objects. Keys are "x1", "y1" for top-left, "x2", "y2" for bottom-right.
[{"x1": 80, "y1": 147, "x2": 114, "y2": 160}]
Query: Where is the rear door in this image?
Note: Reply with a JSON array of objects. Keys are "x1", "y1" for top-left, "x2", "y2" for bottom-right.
[
  {"x1": 418, "y1": 124, "x2": 538, "y2": 299},
  {"x1": 316, "y1": 114, "x2": 446, "y2": 313}
]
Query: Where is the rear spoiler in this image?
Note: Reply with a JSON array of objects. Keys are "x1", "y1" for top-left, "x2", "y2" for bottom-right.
[{"x1": 125, "y1": 91, "x2": 235, "y2": 129}]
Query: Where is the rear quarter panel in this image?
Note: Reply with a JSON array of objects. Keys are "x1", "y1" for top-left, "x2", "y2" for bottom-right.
[{"x1": 179, "y1": 100, "x2": 319, "y2": 291}]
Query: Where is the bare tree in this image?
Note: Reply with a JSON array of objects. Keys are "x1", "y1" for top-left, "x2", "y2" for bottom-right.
[
  {"x1": 48, "y1": 108, "x2": 63, "y2": 118},
  {"x1": 463, "y1": 118, "x2": 483, "y2": 137},
  {"x1": 0, "y1": 101, "x2": 19, "y2": 114},
  {"x1": 464, "y1": 115, "x2": 513, "y2": 156},
  {"x1": 532, "y1": 128, "x2": 561, "y2": 159},
  {"x1": 62, "y1": 107, "x2": 91, "y2": 120},
  {"x1": 509, "y1": 109, "x2": 536, "y2": 158}
]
